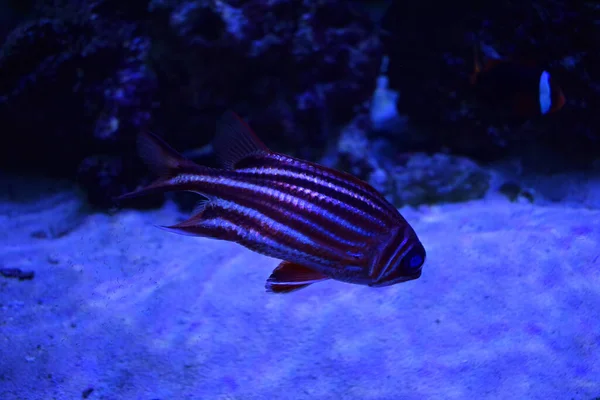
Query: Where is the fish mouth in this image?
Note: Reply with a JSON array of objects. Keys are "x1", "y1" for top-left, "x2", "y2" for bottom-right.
[
  {"x1": 369, "y1": 270, "x2": 422, "y2": 287},
  {"x1": 410, "y1": 270, "x2": 422, "y2": 280},
  {"x1": 398, "y1": 270, "x2": 422, "y2": 283}
]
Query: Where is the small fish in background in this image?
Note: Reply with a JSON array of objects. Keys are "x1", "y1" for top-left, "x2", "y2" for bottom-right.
[
  {"x1": 469, "y1": 41, "x2": 566, "y2": 117},
  {"x1": 117, "y1": 111, "x2": 426, "y2": 293}
]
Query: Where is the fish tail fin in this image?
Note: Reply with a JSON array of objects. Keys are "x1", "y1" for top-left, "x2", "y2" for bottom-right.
[
  {"x1": 136, "y1": 130, "x2": 194, "y2": 177},
  {"x1": 115, "y1": 131, "x2": 202, "y2": 202},
  {"x1": 470, "y1": 40, "x2": 486, "y2": 84}
]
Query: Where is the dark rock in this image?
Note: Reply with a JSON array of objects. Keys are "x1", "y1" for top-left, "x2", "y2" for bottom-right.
[
  {"x1": 81, "y1": 387, "x2": 94, "y2": 399},
  {"x1": 76, "y1": 154, "x2": 163, "y2": 208},
  {"x1": 148, "y1": 0, "x2": 382, "y2": 161},
  {"x1": 0, "y1": 0, "x2": 382, "y2": 209},
  {"x1": 331, "y1": 114, "x2": 491, "y2": 207},
  {"x1": 0, "y1": 0, "x2": 157, "y2": 182},
  {"x1": 385, "y1": 153, "x2": 490, "y2": 207},
  {"x1": 498, "y1": 181, "x2": 534, "y2": 203},
  {"x1": 498, "y1": 182, "x2": 522, "y2": 202},
  {"x1": 0, "y1": 175, "x2": 90, "y2": 239},
  {"x1": 0, "y1": 268, "x2": 35, "y2": 281}
]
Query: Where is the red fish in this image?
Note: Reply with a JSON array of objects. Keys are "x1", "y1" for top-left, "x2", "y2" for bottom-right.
[
  {"x1": 118, "y1": 111, "x2": 426, "y2": 293},
  {"x1": 470, "y1": 42, "x2": 566, "y2": 117}
]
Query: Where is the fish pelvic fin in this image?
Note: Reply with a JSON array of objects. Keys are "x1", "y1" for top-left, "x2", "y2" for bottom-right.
[
  {"x1": 115, "y1": 131, "x2": 203, "y2": 202},
  {"x1": 265, "y1": 261, "x2": 330, "y2": 294},
  {"x1": 213, "y1": 110, "x2": 271, "y2": 170}
]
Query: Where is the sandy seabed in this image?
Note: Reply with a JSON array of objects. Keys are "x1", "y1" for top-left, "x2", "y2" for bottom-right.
[{"x1": 1, "y1": 183, "x2": 599, "y2": 400}]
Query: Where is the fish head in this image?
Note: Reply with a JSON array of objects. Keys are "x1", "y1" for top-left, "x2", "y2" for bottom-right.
[{"x1": 368, "y1": 228, "x2": 426, "y2": 287}]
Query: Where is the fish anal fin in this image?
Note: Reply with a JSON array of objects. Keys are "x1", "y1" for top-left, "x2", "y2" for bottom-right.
[
  {"x1": 265, "y1": 261, "x2": 330, "y2": 294},
  {"x1": 213, "y1": 110, "x2": 271, "y2": 170}
]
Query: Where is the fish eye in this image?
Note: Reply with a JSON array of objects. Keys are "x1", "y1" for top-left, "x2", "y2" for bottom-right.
[
  {"x1": 403, "y1": 243, "x2": 425, "y2": 270},
  {"x1": 409, "y1": 254, "x2": 423, "y2": 268}
]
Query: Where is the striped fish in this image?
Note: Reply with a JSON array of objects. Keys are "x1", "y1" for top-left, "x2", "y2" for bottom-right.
[{"x1": 118, "y1": 111, "x2": 426, "y2": 293}]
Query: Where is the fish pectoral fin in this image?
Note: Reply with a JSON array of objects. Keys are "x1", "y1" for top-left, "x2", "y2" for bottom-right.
[
  {"x1": 265, "y1": 261, "x2": 330, "y2": 294},
  {"x1": 213, "y1": 110, "x2": 271, "y2": 170}
]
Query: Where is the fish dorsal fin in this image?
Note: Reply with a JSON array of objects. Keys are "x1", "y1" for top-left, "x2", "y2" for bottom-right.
[
  {"x1": 265, "y1": 261, "x2": 330, "y2": 294},
  {"x1": 213, "y1": 110, "x2": 270, "y2": 170}
]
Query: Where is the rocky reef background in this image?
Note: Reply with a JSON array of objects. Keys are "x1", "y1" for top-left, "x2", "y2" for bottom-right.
[{"x1": 1, "y1": 0, "x2": 598, "y2": 209}]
